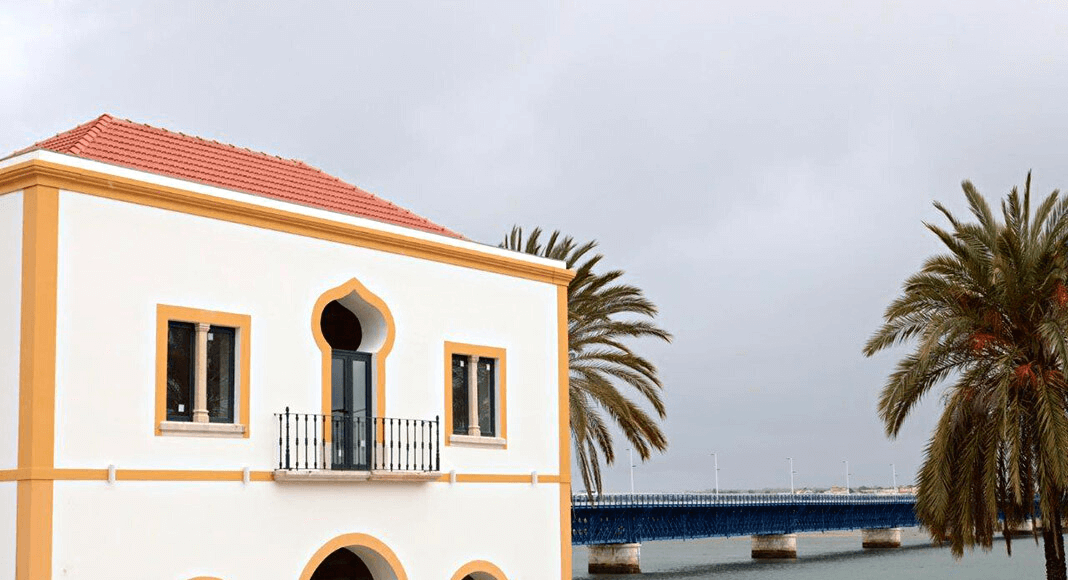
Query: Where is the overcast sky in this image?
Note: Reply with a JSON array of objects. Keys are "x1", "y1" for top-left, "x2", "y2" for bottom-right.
[{"x1": 6, "y1": 1, "x2": 1068, "y2": 492}]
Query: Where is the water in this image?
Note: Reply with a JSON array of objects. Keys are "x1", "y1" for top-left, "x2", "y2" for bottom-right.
[{"x1": 572, "y1": 528, "x2": 1045, "y2": 579}]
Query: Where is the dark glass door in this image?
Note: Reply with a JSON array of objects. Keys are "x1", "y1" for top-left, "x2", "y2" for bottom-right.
[{"x1": 331, "y1": 350, "x2": 372, "y2": 470}]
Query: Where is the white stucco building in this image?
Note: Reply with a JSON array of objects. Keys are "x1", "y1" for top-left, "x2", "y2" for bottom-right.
[{"x1": 0, "y1": 115, "x2": 573, "y2": 580}]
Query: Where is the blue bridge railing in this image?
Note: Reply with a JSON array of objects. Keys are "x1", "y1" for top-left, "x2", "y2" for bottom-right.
[{"x1": 571, "y1": 493, "x2": 918, "y2": 545}]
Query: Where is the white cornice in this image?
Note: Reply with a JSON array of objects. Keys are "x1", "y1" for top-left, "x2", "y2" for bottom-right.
[{"x1": 2, "y1": 149, "x2": 566, "y2": 270}]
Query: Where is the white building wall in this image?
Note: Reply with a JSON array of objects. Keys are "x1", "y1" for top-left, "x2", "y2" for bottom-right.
[
  {"x1": 50, "y1": 190, "x2": 565, "y2": 578},
  {"x1": 0, "y1": 192, "x2": 22, "y2": 471},
  {"x1": 54, "y1": 480, "x2": 560, "y2": 580},
  {"x1": 53, "y1": 190, "x2": 560, "y2": 474},
  {"x1": 0, "y1": 482, "x2": 15, "y2": 580}
]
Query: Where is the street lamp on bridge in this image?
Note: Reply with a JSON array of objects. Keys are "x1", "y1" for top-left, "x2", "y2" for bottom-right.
[
  {"x1": 843, "y1": 460, "x2": 851, "y2": 495},
  {"x1": 711, "y1": 452, "x2": 720, "y2": 496},
  {"x1": 787, "y1": 457, "x2": 796, "y2": 494}
]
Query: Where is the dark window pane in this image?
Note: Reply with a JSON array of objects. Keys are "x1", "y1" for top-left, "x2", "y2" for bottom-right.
[
  {"x1": 451, "y1": 354, "x2": 468, "y2": 435},
  {"x1": 351, "y1": 359, "x2": 369, "y2": 416},
  {"x1": 331, "y1": 355, "x2": 347, "y2": 466},
  {"x1": 166, "y1": 322, "x2": 195, "y2": 421},
  {"x1": 351, "y1": 358, "x2": 370, "y2": 467},
  {"x1": 206, "y1": 325, "x2": 236, "y2": 423},
  {"x1": 477, "y1": 358, "x2": 496, "y2": 436},
  {"x1": 331, "y1": 357, "x2": 345, "y2": 414}
]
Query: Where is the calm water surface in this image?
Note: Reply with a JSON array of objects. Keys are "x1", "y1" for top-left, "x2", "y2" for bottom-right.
[{"x1": 572, "y1": 528, "x2": 1044, "y2": 579}]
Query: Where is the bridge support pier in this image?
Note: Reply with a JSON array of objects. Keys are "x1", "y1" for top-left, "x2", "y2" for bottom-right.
[
  {"x1": 588, "y1": 543, "x2": 641, "y2": 574},
  {"x1": 751, "y1": 534, "x2": 797, "y2": 559},
  {"x1": 862, "y1": 527, "x2": 902, "y2": 548}
]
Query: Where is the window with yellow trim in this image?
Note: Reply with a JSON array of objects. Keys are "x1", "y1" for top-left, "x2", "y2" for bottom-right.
[
  {"x1": 444, "y1": 342, "x2": 506, "y2": 447},
  {"x1": 156, "y1": 305, "x2": 251, "y2": 437}
]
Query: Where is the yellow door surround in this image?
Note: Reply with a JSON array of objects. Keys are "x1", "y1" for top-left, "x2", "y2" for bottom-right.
[{"x1": 311, "y1": 278, "x2": 395, "y2": 431}]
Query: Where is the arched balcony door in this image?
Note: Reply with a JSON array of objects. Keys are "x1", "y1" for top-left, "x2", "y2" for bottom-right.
[
  {"x1": 330, "y1": 348, "x2": 371, "y2": 469},
  {"x1": 322, "y1": 300, "x2": 372, "y2": 470}
]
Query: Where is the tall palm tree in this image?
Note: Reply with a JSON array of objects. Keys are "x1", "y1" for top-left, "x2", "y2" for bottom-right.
[
  {"x1": 864, "y1": 174, "x2": 1068, "y2": 580},
  {"x1": 501, "y1": 227, "x2": 671, "y2": 495}
]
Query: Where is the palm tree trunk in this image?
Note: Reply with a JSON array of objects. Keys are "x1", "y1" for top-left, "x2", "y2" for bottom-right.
[{"x1": 1043, "y1": 515, "x2": 1066, "y2": 580}]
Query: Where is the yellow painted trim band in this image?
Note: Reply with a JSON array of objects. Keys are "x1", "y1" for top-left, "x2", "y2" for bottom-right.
[
  {"x1": 155, "y1": 305, "x2": 252, "y2": 437},
  {"x1": 0, "y1": 468, "x2": 273, "y2": 482},
  {"x1": 0, "y1": 160, "x2": 575, "y2": 286},
  {"x1": 443, "y1": 342, "x2": 507, "y2": 446},
  {"x1": 434, "y1": 473, "x2": 560, "y2": 484},
  {"x1": 0, "y1": 468, "x2": 559, "y2": 484},
  {"x1": 16, "y1": 185, "x2": 58, "y2": 580},
  {"x1": 451, "y1": 560, "x2": 509, "y2": 580}
]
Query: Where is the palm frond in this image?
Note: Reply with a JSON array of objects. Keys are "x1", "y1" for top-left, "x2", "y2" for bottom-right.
[
  {"x1": 503, "y1": 226, "x2": 672, "y2": 496},
  {"x1": 866, "y1": 174, "x2": 1068, "y2": 575}
]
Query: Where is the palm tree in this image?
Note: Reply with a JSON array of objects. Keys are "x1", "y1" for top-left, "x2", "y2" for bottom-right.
[
  {"x1": 501, "y1": 227, "x2": 671, "y2": 495},
  {"x1": 864, "y1": 174, "x2": 1068, "y2": 580}
]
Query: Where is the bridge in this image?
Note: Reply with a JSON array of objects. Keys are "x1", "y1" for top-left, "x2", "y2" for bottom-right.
[{"x1": 571, "y1": 493, "x2": 919, "y2": 573}]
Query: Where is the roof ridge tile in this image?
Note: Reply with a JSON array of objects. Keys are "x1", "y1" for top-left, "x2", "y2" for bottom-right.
[
  {"x1": 111, "y1": 116, "x2": 313, "y2": 167},
  {"x1": 69, "y1": 114, "x2": 112, "y2": 155}
]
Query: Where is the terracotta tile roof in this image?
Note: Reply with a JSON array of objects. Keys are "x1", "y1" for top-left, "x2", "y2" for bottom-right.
[{"x1": 13, "y1": 114, "x2": 461, "y2": 238}]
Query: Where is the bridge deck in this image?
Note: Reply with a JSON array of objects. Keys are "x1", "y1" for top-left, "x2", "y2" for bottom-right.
[{"x1": 571, "y1": 493, "x2": 918, "y2": 545}]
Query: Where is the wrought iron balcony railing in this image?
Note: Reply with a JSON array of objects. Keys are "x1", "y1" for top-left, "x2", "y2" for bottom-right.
[{"x1": 275, "y1": 408, "x2": 440, "y2": 473}]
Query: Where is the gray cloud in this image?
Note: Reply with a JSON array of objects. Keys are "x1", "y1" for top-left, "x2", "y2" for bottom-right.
[{"x1": 5, "y1": 0, "x2": 1068, "y2": 491}]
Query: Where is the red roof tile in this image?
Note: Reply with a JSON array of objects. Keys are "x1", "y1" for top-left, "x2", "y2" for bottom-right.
[{"x1": 13, "y1": 114, "x2": 461, "y2": 238}]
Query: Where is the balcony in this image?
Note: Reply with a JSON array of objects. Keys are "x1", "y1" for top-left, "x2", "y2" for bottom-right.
[{"x1": 273, "y1": 408, "x2": 441, "y2": 482}]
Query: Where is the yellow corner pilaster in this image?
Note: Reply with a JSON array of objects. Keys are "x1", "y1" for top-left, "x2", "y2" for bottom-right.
[
  {"x1": 17, "y1": 185, "x2": 58, "y2": 580},
  {"x1": 557, "y1": 284, "x2": 572, "y2": 579}
]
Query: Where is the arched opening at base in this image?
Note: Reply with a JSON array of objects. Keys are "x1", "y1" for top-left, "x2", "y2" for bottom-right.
[
  {"x1": 300, "y1": 533, "x2": 407, "y2": 580},
  {"x1": 450, "y1": 561, "x2": 508, "y2": 580},
  {"x1": 309, "y1": 548, "x2": 374, "y2": 580}
]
